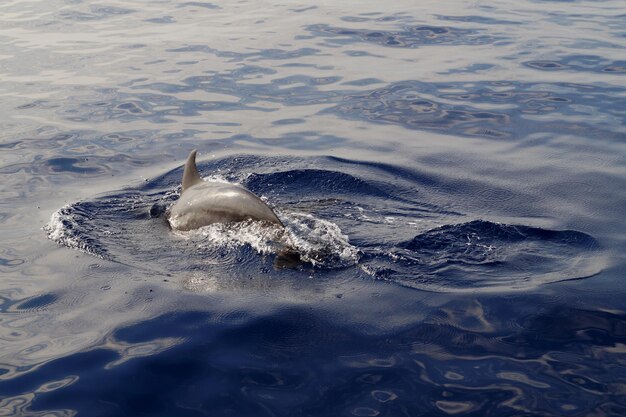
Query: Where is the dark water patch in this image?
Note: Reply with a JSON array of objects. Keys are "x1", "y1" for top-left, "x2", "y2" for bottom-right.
[
  {"x1": 115, "y1": 311, "x2": 214, "y2": 344},
  {"x1": 90, "y1": 6, "x2": 135, "y2": 16},
  {"x1": 440, "y1": 63, "x2": 495, "y2": 74},
  {"x1": 505, "y1": 307, "x2": 626, "y2": 354},
  {"x1": 341, "y1": 14, "x2": 412, "y2": 24},
  {"x1": 272, "y1": 118, "x2": 305, "y2": 125},
  {"x1": 436, "y1": 15, "x2": 522, "y2": 25},
  {"x1": 123, "y1": 43, "x2": 147, "y2": 50},
  {"x1": 116, "y1": 101, "x2": 146, "y2": 114},
  {"x1": 16, "y1": 100, "x2": 60, "y2": 110},
  {"x1": 341, "y1": 16, "x2": 370, "y2": 23},
  {"x1": 291, "y1": 6, "x2": 317, "y2": 13},
  {"x1": 144, "y1": 16, "x2": 176, "y2": 24},
  {"x1": 12, "y1": 294, "x2": 58, "y2": 312},
  {"x1": 166, "y1": 45, "x2": 322, "y2": 62},
  {"x1": 0, "y1": 256, "x2": 25, "y2": 268},
  {"x1": 246, "y1": 169, "x2": 391, "y2": 200},
  {"x1": 0, "y1": 141, "x2": 22, "y2": 150},
  {"x1": 46, "y1": 157, "x2": 103, "y2": 174},
  {"x1": 524, "y1": 55, "x2": 626, "y2": 74},
  {"x1": 178, "y1": 2, "x2": 219, "y2": 9},
  {"x1": 0, "y1": 247, "x2": 26, "y2": 272},
  {"x1": 341, "y1": 78, "x2": 384, "y2": 86},
  {"x1": 565, "y1": 38, "x2": 623, "y2": 50},
  {"x1": 277, "y1": 62, "x2": 334, "y2": 70},
  {"x1": 237, "y1": 308, "x2": 342, "y2": 356},
  {"x1": 343, "y1": 50, "x2": 385, "y2": 58},
  {"x1": 58, "y1": 5, "x2": 135, "y2": 21},
  {"x1": 306, "y1": 23, "x2": 506, "y2": 48},
  {"x1": 3, "y1": 299, "x2": 625, "y2": 416}
]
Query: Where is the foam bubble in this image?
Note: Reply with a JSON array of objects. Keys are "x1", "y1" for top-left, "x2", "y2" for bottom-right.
[
  {"x1": 43, "y1": 205, "x2": 105, "y2": 259},
  {"x1": 281, "y1": 212, "x2": 360, "y2": 267},
  {"x1": 173, "y1": 211, "x2": 360, "y2": 269}
]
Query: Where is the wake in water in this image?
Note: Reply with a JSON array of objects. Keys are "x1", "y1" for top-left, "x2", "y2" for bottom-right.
[
  {"x1": 44, "y1": 155, "x2": 606, "y2": 292},
  {"x1": 43, "y1": 166, "x2": 360, "y2": 275},
  {"x1": 360, "y1": 220, "x2": 606, "y2": 292}
]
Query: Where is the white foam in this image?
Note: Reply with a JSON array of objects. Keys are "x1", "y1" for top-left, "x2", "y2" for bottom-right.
[
  {"x1": 201, "y1": 174, "x2": 234, "y2": 184},
  {"x1": 173, "y1": 211, "x2": 359, "y2": 268},
  {"x1": 43, "y1": 205, "x2": 104, "y2": 258},
  {"x1": 281, "y1": 212, "x2": 359, "y2": 267}
]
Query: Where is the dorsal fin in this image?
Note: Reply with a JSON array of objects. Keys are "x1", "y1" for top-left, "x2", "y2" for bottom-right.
[{"x1": 182, "y1": 149, "x2": 202, "y2": 192}]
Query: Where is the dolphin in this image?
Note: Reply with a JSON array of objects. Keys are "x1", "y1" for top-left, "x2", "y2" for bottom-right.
[{"x1": 167, "y1": 150, "x2": 284, "y2": 231}]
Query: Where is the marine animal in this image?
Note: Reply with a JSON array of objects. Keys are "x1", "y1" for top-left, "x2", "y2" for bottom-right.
[{"x1": 167, "y1": 150, "x2": 283, "y2": 231}]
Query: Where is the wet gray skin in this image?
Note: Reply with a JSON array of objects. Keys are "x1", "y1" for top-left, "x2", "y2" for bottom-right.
[{"x1": 167, "y1": 150, "x2": 283, "y2": 231}]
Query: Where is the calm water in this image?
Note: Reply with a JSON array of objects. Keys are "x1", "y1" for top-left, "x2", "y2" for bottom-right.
[{"x1": 1, "y1": 0, "x2": 626, "y2": 415}]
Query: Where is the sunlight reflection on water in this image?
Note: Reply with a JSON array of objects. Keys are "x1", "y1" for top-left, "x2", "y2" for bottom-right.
[{"x1": 1, "y1": 0, "x2": 625, "y2": 415}]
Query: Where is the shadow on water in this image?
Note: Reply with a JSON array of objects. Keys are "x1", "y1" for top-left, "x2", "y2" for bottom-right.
[
  {"x1": 2, "y1": 296, "x2": 625, "y2": 416},
  {"x1": 44, "y1": 155, "x2": 606, "y2": 294}
]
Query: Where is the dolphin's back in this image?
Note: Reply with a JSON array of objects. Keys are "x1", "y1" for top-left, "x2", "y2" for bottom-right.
[{"x1": 168, "y1": 181, "x2": 283, "y2": 231}]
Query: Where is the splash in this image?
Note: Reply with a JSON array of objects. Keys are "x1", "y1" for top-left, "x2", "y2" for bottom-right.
[
  {"x1": 44, "y1": 204, "x2": 109, "y2": 259},
  {"x1": 171, "y1": 211, "x2": 359, "y2": 269},
  {"x1": 43, "y1": 175, "x2": 360, "y2": 273}
]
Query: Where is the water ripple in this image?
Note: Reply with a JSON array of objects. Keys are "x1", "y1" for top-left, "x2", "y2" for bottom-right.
[
  {"x1": 524, "y1": 55, "x2": 626, "y2": 74},
  {"x1": 362, "y1": 220, "x2": 605, "y2": 292},
  {"x1": 1, "y1": 1, "x2": 625, "y2": 415},
  {"x1": 306, "y1": 23, "x2": 507, "y2": 48},
  {"x1": 43, "y1": 156, "x2": 605, "y2": 293},
  {"x1": 329, "y1": 80, "x2": 626, "y2": 140}
]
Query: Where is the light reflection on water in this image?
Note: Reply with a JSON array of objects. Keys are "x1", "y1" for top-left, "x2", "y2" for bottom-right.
[{"x1": 1, "y1": 0, "x2": 625, "y2": 415}]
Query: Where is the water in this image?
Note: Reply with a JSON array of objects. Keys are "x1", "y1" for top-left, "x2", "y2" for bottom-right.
[{"x1": 1, "y1": 0, "x2": 625, "y2": 415}]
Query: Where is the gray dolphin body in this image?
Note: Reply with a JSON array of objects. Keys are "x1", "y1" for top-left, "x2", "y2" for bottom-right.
[{"x1": 167, "y1": 150, "x2": 283, "y2": 231}]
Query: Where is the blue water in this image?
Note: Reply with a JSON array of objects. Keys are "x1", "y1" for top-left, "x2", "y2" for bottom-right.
[{"x1": 1, "y1": 0, "x2": 625, "y2": 415}]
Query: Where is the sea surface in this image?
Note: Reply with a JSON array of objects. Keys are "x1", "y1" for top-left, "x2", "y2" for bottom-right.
[{"x1": 1, "y1": 0, "x2": 625, "y2": 415}]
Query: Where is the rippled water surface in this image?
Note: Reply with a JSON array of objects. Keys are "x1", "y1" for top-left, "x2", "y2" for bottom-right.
[{"x1": 1, "y1": 0, "x2": 625, "y2": 415}]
